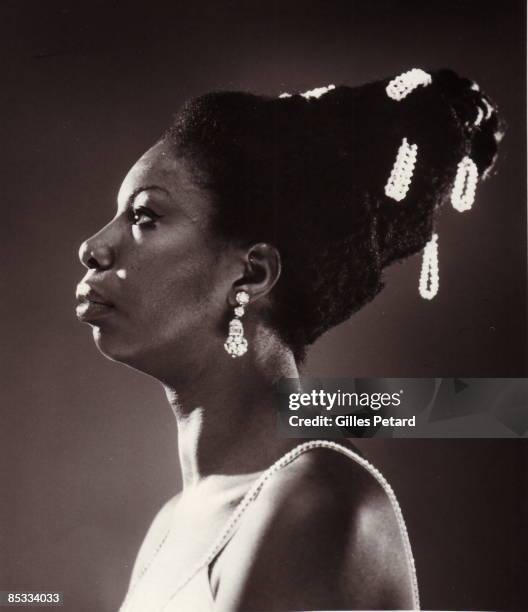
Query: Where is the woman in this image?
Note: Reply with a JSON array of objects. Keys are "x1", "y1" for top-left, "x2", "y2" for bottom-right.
[{"x1": 76, "y1": 68, "x2": 501, "y2": 611}]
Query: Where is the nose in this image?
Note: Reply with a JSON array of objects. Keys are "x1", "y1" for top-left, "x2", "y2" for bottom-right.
[{"x1": 78, "y1": 228, "x2": 115, "y2": 270}]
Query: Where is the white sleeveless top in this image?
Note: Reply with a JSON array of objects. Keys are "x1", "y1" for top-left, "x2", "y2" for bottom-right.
[{"x1": 119, "y1": 440, "x2": 420, "y2": 611}]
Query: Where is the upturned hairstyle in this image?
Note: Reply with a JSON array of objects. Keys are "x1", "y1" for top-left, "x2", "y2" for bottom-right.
[{"x1": 163, "y1": 69, "x2": 503, "y2": 361}]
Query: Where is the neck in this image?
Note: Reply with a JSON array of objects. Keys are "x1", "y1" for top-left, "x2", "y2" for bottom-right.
[{"x1": 163, "y1": 330, "x2": 301, "y2": 488}]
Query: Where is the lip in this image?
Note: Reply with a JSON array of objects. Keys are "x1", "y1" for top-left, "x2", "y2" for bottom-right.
[
  {"x1": 76, "y1": 300, "x2": 114, "y2": 322},
  {"x1": 75, "y1": 281, "x2": 115, "y2": 322}
]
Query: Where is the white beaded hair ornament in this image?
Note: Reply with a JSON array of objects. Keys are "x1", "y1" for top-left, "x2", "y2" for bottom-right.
[
  {"x1": 384, "y1": 137, "x2": 418, "y2": 202},
  {"x1": 386, "y1": 68, "x2": 432, "y2": 101},
  {"x1": 279, "y1": 84, "x2": 335, "y2": 99},
  {"x1": 419, "y1": 233, "x2": 439, "y2": 300},
  {"x1": 451, "y1": 155, "x2": 478, "y2": 212}
]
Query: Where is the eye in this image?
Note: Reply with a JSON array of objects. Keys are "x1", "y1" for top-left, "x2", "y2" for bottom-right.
[{"x1": 131, "y1": 206, "x2": 161, "y2": 227}]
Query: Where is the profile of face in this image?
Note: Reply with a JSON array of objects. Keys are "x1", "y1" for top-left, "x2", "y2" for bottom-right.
[{"x1": 77, "y1": 141, "x2": 238, "y2": 379}]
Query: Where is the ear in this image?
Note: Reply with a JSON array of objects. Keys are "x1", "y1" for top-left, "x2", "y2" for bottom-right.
[{"x1": 228, "y1": 242, "x2": 282, "y2": 306}]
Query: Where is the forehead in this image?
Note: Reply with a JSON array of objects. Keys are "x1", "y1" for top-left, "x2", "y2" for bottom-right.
[{"x1": 118, "y1": 140, "x2": 212, "y2": 222}]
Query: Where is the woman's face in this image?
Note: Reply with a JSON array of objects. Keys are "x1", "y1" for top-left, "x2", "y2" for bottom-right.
[{"x1": 77, "y1": 141, "x2": 237, "y2": 378}]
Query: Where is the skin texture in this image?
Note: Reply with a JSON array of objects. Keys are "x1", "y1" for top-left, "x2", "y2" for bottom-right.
[{"x1": 77, "y1": 142, "x2": 414, "y2": 610}]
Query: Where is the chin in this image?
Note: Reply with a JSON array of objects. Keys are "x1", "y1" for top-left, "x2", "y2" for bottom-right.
[
  {"x1": 89, "y1": 320, "x2": 207, "y2": 381},
  {"x1": 91, "y1": 325, "x2": 186, "y2": 380},
  {"x1": 91, "y1": 325, "x2": 146, "y2": 369}
]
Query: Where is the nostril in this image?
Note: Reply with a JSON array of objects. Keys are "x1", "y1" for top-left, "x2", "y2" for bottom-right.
[{"x1": 87, "y1": 255, "x2": 99, "y2": 269}]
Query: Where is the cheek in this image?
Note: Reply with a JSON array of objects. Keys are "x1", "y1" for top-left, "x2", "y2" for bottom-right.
[
  {"x1": 132, "y1": 242, "x2": 228, "y2": 336},
  {"x1": 91, "y1": 239, "x2": 230, "y2": 365}
]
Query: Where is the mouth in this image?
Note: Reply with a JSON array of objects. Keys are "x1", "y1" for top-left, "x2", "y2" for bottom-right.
[{"x1": 75, "y1": 282, "x2": 115, "y2": 323}]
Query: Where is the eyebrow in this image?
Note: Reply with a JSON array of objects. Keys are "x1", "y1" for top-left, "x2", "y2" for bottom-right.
[{"x1": 126, "y1": 185, "x2": 170, "y2": 206}]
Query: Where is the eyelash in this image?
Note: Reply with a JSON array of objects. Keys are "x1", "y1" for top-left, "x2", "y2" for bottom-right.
[{"x1": 131, "y1": 206, "x2": 161, "y2": 227}]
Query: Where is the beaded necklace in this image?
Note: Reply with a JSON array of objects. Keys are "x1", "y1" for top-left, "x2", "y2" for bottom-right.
[{"x1": 120, "y1": 440, "x2": 420, "y2": 611}]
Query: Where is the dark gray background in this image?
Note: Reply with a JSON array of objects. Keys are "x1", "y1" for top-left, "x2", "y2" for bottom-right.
[{"x1": 1, "y1": 1, "x2": 526, "y2": 610}]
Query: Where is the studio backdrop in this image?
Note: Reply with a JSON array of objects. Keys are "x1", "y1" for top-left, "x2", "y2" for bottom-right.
[{"x1": 1, "y1": 1, "x2": 526, "y2": 611}]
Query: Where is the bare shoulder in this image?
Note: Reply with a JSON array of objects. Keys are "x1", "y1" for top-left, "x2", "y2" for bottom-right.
[
  {"x1": 215, "y1": 446, "x2": 416, "y2": 611},
  {"x1": 128, "y1": 493, "x2": 181, "y2": 587}
]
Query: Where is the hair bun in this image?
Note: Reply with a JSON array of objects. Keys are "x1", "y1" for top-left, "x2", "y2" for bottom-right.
[{"x1": 433, "y1": 69, "x2": 503, "y2": 176}]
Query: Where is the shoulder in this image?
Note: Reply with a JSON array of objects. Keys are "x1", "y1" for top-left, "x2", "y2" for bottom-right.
[
  {"x1": 237, "y1": 443, "x2": 397, "y2": 532},
  {"x1": 249, "y1": 445, "x2": 404, "y2": 560},
  {"x1": 263, "y1": 443, "x2": 387, "y2": 507},
  {"x1": 128, "y1": 493, "x2": 180, "y2": 587},
  {"x1": 215, "y1": 445, "x2": 416, "y2": 611}
]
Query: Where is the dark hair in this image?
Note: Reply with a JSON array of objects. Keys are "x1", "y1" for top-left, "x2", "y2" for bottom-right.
[{"x1": 164, "y1": 69, "x2": 503, "y2": 361}]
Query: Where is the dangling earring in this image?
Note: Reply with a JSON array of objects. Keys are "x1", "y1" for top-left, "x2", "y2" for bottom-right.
[{"x1": 224, "y1": 291, "x2": 250, "y2": 358}]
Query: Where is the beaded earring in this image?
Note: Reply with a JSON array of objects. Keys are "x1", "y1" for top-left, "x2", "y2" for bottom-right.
[{"x1": 224, "y1": 291, "x2": 250, "y2": 358}]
